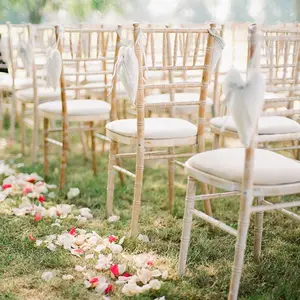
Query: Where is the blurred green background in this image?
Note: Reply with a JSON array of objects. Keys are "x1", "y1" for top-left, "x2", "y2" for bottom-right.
[{"x1": 0, "y1": 0, "x2": 299, "y2": 25}]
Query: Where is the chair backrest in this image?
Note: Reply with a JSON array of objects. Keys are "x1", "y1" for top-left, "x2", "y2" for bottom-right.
[
  {"x1": 133, "y1": 22, "x2": 220, "y2": 152},
  {"x1": 55, "y1": 25, "x2": 121, "y2": 121},
  {"x1": 6, "y1": 23, "x2": 31, "y2": 79},
  {"x1": 254, "y1": 26, "x2": 300, "y2": 117}
]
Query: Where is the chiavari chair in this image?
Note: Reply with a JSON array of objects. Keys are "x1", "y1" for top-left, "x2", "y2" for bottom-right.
[
  {"x1": 178, "y1": 24, "x2": 300, "y2": 300},
  {"x1": 106, "y1": 23, "x2": 222, "y2": 236}
]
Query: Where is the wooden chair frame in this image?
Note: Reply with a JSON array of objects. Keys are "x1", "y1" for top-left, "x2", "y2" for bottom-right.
[
  {"x1": 41, "y1": 25, "x2": 121, "y2": 190},
  {"x1": 178, "y1": 24, "x2": 300, "y2": 300},
  {"x1": 211, "y1": 26, "x2": 300, "y2": 154},
  {"x1": 106, "y1": 23, "x2": 221, "y2": 236}
]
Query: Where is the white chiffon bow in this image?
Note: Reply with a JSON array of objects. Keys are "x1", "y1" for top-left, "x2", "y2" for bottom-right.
[
  {"x1": 208, "y1": 29, "x2": 225, "y2": 72},
  {"x1": 45, "y1": 32, "x2": 62, "y2": 90},
  {"x1": 112, "y1": 30, "x2": 146, "y2": 105},
  {"x1": 18, "y1": 41, "x2": 33, "y2": 75},
  {"x1": 222, "y1": 68, "x2": 265, "y2": 147}
]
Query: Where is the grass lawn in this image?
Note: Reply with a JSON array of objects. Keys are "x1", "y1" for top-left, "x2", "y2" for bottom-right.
[{"x1": 0, "y1": 122, "x2": 300, "y2": 300}]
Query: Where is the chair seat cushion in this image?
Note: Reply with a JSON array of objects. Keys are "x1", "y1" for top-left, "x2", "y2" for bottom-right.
[
  {"x1": 186, "y1": 148, "x2": 300, "y2": 185},
  {"x1": 38, "y1": 99, "x2": 110, "y2": 116},
  {"x1": 210, "y1": 116, "x2": 300, "y2": 134},
  {"x1": 16, "y1": 87, "x2": 62, "y2": 102},
  {"x1": 106, "y1": 117, "x2": 197, "y2": 139},
  {"x1": 144, "y1": 92, "x2": 213, "y2": 107},
  {"x1": 0, "y1": 76, "x2": 46, "y2": 90}
]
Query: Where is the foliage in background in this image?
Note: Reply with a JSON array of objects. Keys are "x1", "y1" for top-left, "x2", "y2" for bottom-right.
[{"x1": 0, "y1": 0, "x2": 299, "y2": 25}]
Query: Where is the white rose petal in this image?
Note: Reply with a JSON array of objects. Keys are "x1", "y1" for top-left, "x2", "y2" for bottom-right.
[
  {"x1": 161, "y1": 270, "x2": 168, "y2": 280},
  {"x1": 48, "y1": 192, "x2": 56, "y2": 199},
  {"x1": 75, "y1": 265, "x2": 86, "y2": 272},
  {"x1": 80, "y1": 207, "x2": 93, "y2": 219},
  {"x1": 107, "y1": 215, "x2": 120, "y2": 223},
  {"x1": 47, "y1": 243, "x2": 57, "y2": 251},
  {"x1": 109, "y1": 243, "x2": 123, "y2": 254},
  {"x1": 137, "y1": 234, "x2": 150, "y2": 243},
  {"x1": 152, "y1": 269, "x2": 162, "y2": 277},
  {"x1": 154, "y1": 297, "x2": 166, "y2": 300},
  {"x1": 67, "y1": 188, "x2": 80, "y2": 200},
  {"x1": 149, "y1": 279, "x2": 162, "y2": 290},
  {"x1": 119, "y1": 236, "x2": 126, "y2": 245},
  {"x1": 122, "y1": 283, "x2": 142, "y2": 296},
  {"x1": 42, "y1": 271, "x2": 55, "y2": 281},
  {"x1": 95, "y1": 254, "x2": 112, "y2": 270},
  {"x1": 137, "y1": 268, "x2": 152, "y2": 285},
  {"x1": 85, "y1": 254, "x2": 94, "y2": 260},
  {"x1": 35, "y1": 240, "x2": 43, "y2": 247},
  {"x1": 62, "y1": 274, "x2": 74, "y2": 280}
]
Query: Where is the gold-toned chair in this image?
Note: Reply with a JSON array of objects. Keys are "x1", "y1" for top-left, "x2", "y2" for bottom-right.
[
  {"x1": 39, "y1": 25, "x2": 121, "y2": 189},
  {"x1": 106, "y1": 23, "x2": 222, "y2": 236},
  {"x1": 178, "y1": 25, "x2": 300, "y2": 300}
]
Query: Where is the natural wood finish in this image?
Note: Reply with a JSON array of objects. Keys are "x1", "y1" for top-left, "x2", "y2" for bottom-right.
[
  {"x1": 178, "y1": 176, "x2": 196, "y2": 276},
  {"x1": 43, "y1": 118, "x2": 49, "y2": 180},
  {"x1": 179, "y1": 24, "x2": 300, "y2": 300},
  {"x1": 105, "y1": 23, "x2": 219, "y2": 235}
]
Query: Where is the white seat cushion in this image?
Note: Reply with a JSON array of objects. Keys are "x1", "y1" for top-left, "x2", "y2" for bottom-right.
[
  {"x1": 38, "y1": 99, "x2": 110, "y2": 116},
  {"x1": 16, "y1": 87, "x2": 60, "y2": 102},
  {"x1": 16, "y1": 87, "x2": 75, "y2": 103},
  {"x1": 210, "y1": 116, "x2": 300, "y2": 134},
  {"x1": 0, "y1": 76, "x2": 46, "y2": 91},
  {"x1": 186, "y1": 148, "x2": 300, "y2": 185},
  {"x1": 106, "y1": 117, "x2": 197, "y2": 139}
]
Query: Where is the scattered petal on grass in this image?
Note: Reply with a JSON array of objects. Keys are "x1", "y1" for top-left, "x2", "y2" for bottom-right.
[
  {"x1": 69, "y1": 227, "x2": 77, "y2": 235},
  {"x1": 62, "y1": 274, "x2": 74, "y2": 280},
  {"x1": 34, "y1": 213, "x2": 42, "y2": 222},
  {"x1": 47, "y1": 243, "x2": 56, "y2": 251},
  {"x1": 109, "y1": 243, "x2": 123, "y2": 254},
  {"x1": 161, "y1": 270, "x2": 168, "y2": 280},
  {"x1": 38, "y1": 195, "x2": 46, "y2": 203},
  {"x1": 67, "y1": 188, "x2": 80, "y2": 200},
  {"x1": 137, "y1": 234, "x2": 150, "y2": 243},
  {"x1": 104, "y1": 284, "x2": 113, "y2": 294},
  {"x1": 42, "y1": 271, "x2": 55, "y2": 281},
  {"x1": 47, "y1": 192, "x2": 56, "y2": 199},
  {"x1": 137, "y1": 268, "x2": 152, "y2": 285},
  {"x1": 75, "y1": 265, "x2": 86, "y2": 272},
  {"x1": 107, "y1": 215, "x2": 120, "y2": 223},
  {"x1": 80, "y1": 207, "x2": 93, "y2": 219},
  {"x1": 108, "y1": 235, "x2": 117, "y2": 243},
  {"x1": 85, "y1": 254, "x2": 94, "y2": 260},
  {"x1": 28, "y1": 233, "x2": 36, "y2": 241}
]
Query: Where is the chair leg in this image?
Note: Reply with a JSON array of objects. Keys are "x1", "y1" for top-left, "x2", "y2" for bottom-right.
[
  {"x1": 178, "y1": 176, "x2": 196, "y2": 276},
  {"x1": 123, "y1": 99, "x2": 127, "y2": 119},
  {"x1": 0, "y1": 91, "x2": 4, "y2": 131},
  {"x1": 106, "y1": 141, "x2": 118, "y2": 216},
  {"x1": 116, "y1": 144, "x2": 125, "y2": 185},
  {"x1": 254, "y1": 196, "x2": 264, "y2": 261},
  {"x1": 59, "y1": 118, "x2": 68, "y2": 191},
  {"x1": 130, "y1": 144, "x2": 145, "y2": 237},
  {"x1": 31, "y1": 107, "x2": 39, "y2": 163},
  {"x1": 228, "y1": 194, "x2": 253, "y2": 299},
  {"x1": 90, "y1": 121, "x2": 97, "y2": 175},
  {"x1": 201, "y1": 183, "x2": 213, "y2": 216},
  {"x1": 21, "y1": 103, "x2": 26, "y2": 155},
  {"x1": 168, "y1": 147, "x2": 175, "y2": 212},
  {"x1": 9, "y1": 91, "x2": 16, "y2": 142},
  {"x1": 210, "y1": 134, "x2": 221, "y2": 194},
  {"x1": 80, "y1": 122, "x2": 89, "y2": 160},
  {"x1": 43, "y1": 118, "x2": 49, "y2": 180},
  {"x1": 213, "y1": 133, "x2": 220, "y2": 150}
]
